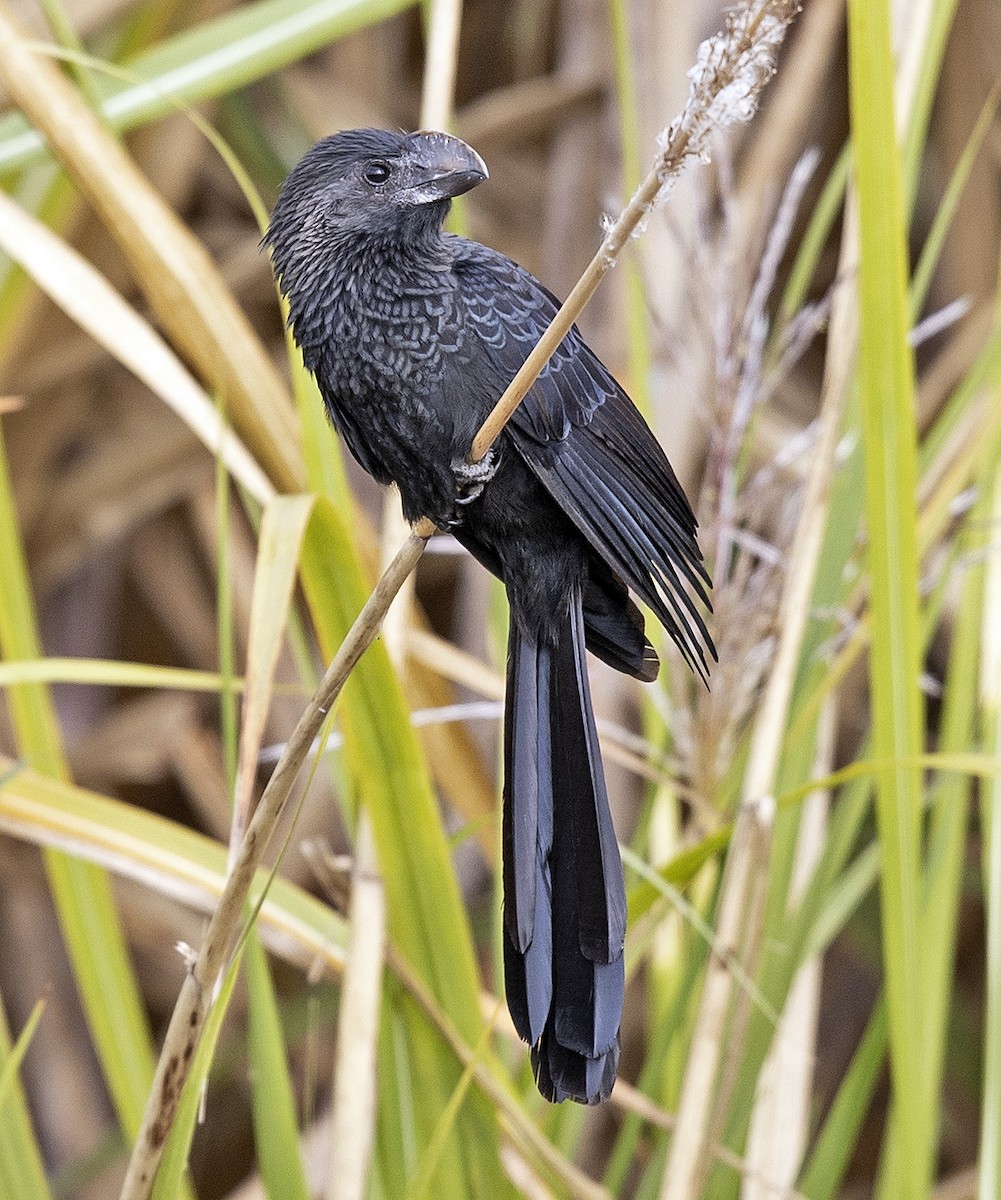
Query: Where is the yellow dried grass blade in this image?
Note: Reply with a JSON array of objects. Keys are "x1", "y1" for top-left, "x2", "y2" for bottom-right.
[
  {"x1": 0, "y1": 756, "x2": 347, "y2": 975},
  {"x1": 0, "y1": 9, "x2": 303, "y2": 492},
  {"x1": 235, "y1": 495, "x2": 316, "y2": 820},
  {"x1": 0, "y1": 188, "x2": 273, "y2": 504},
  {"x1": 0, "y1": 658, "x2": 241, "y2": 692}
]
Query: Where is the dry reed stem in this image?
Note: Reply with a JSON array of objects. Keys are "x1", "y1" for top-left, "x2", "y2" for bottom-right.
[
  {"x1": 741, "y1": 702, "x2": 833, "y2": 1199},
  {"x1": 418, "y1": 0, "x2": 462, "y2": 134},
  {"x1": 119, "y1": 529, "x2": 430, "y2": 1199},
  {"x1": 659, "y1": 791, "x2": 775, "y2": 1200}
]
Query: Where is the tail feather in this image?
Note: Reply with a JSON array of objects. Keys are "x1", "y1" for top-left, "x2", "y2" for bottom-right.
[
  {"x1": 559, "y1": 595, "x2": 626, "y2": 964},
  {"x1": 503, "y1": 634, "x2": 553, "y2": 1047},
  {"x1": 534, "y1": 1017, "x2": 620, "y2": 1105},
  {"x1": 503, "y1": 584, "x2": 625, "y2": 1104},
  {"x1": 583, "y1": 568, "x2": 659, "y2": 682}
]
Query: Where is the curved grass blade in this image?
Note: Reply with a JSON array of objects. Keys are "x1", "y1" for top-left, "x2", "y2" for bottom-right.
[
  {"x1": 0, "y1": 428, "x2": 163, "y2": 1154},
  {"x1": 0, "y1": 188, "x2": 273, "y2": 504},
  {"x1": 0, "y1": 659, "x2": 240, "y2": 692},
  {"x1": 0, "y1": 757, "x2": 348, "y2": 975},
  {"x1": 152, "y1": 951, "x2": 243, "y2": 1200},
  {"x1": 0, "y1": 0, "x2": 419, "y2": 176},
  {"x1": 0, "y1": 998, "x2": 52, "y2": 1200},
  {"x1": 0, "y1": 14, "x2": 302, "y2": 492},
  {"x1": 245, "y1": 930, "x2": 311, "y2": 1200},
  {"x1": 299, "y1": 499, "x2": 507, "y2": 1197},
  {"x1": 234, "y1": 495, "x2": 316, "y2": 838}
]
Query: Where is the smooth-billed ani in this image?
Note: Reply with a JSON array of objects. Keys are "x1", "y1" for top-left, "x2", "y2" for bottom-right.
[{"x1": 265, "y1": 128, "x2": 714, "y2": 1104}]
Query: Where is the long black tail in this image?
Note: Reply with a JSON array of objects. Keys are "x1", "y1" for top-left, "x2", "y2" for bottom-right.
[{"x1": 502, "y1": 584, "x2": 626, "y2": 1104}]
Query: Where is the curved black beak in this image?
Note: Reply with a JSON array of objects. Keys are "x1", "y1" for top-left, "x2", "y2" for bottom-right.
[{"x1": 397, "y1": 131, "x2": 488, "y2": 205}]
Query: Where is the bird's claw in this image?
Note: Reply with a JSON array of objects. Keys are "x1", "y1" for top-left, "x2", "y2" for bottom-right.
[{"x1": 452, "y1": 448, "x2": 498, "y2": 506}]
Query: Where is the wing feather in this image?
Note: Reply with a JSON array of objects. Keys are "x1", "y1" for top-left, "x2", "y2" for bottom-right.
[{"x1": 451, "y1": 238, "x2": 716, "y2": 674}]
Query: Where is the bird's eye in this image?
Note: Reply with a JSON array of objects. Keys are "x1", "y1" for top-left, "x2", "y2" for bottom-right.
[{"x1": 363, "y1": 161, "x2": 392, "y2": 186}]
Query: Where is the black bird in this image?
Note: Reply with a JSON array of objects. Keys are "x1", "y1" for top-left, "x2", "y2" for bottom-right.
[{"x1": 265, "y1": 128, "x2": 714, "y2": 1104}]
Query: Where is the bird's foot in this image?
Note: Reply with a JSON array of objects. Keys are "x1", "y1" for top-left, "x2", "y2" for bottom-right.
[{"x1": 452, "y1": 448, "x2": 498, "y2": 506}]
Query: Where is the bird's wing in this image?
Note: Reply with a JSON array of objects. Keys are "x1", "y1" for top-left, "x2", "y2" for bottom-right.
[{"x1": 451, "y1": 238, "x2": 714, "y2": 676}]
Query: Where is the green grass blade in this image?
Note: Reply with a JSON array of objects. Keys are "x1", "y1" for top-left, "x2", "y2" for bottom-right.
[
  {"x1": 777, "y1": 145, "x2": 850, "y2": 328},
  {"x1": 847, "y1": 3, "x2": 926, "y2": 1197},
  {"x1": 35, "y1": 0, "x2": 103, "y2": 111},
  {"x1": 0, "y1": 999, "x2": 44, "y2": 1112},
  {"x1": 291, "y1": 339, "x2": 353, "y2": 506},
  {"x1": 0, "y1": 432, "x2": 68, "y2": 778},
  {"x1": 405, "y1": 1013, "x2": 496, "y2": 1200},
  {"x1": 977, "y1": 260, "x2": 1001, "y2": 1196},
  {"x1": 980, "y1": 481, "x2": 1001, "y2": 1199},
  {"x1": 0, "y1": 165, "x2": 74, "y2": 366},
  {"x1": 607, "y1": 0, "x2": 651, "y2": 416},
  {"x1": 0, "y1": 999, "x2": 52, "y2": 1200},
  {"x1": 153, "y1": 950, "x2": 243, "y2": 1200},
  {"x1": 245, "y1": 929, "x2": 311, "y2": 1200},
  {"x1": 898, "y1": 0, "x2": 961, "y2": 211},
  {"x1": 910, "y1": 84, "x2": 1001, "y2": 320},
  {"x1": 798, "y1": 996, "x2": 888, "y2": 1200},
  {"x1": 0, "y1": 427, "x2": 161, "y2": 1146},
  {"x1": 375, "y1": 988, "x2": 418, "y2": 1198},
  {"x1": 299, "y1": 498, "x2": 507, "y2": 1198},
  {"x1": 902, "y1": 481, "x2": 988, "y2": 1175}
]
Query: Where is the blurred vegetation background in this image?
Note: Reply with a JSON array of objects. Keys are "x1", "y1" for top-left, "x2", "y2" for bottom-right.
[{"x1": 0, "y1": 0, "x2": 1000, "y2": 1197}]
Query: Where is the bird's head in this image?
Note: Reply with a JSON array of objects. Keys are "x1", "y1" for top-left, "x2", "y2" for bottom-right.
[{"x1": 264, "y1": 128, "x2": 488, "y2": 277}]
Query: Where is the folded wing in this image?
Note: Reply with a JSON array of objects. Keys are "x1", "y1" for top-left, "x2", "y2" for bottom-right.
[{"x1": 452, "y1": 238, "x2": 715, "y2": 677}]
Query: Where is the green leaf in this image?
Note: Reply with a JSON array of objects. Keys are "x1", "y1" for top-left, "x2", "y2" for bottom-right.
[
  {"x1": 0, "y1": 998, "x2": 51, "y2": 1200},
  {"x1": 153, "y1": 951, "x2": 243, "y2": 1199},
  {"x1": 406, "y1": 1014, "x2": 495, "y2": 1200},
  {"x1": 0, "y1": 999, "x2": 44, "y2": 1112},
  {"x1": 299, "y1": 498, "x2": 507, "y2": 1198},
  {"x1": 798, "y1": 997, "x2": 888, "y2": 1200},
  {"x1": 910, "y1": 84, "x2": 1001, "y2": 320},
  {"x1": 847, "y1": 3, "x2": 926, "y2": 1197},
  {"x1": 979, "y1": 461, "x2": 1001, "y2": 1200},
  {"x1": 246, "y1": 930, "x2": 311, "y2": 1200},
  {"x1": 0, "y1": 427, "x2": 160, "y2": 1150}
]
